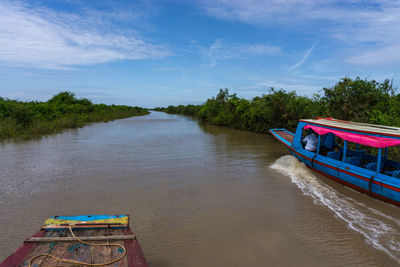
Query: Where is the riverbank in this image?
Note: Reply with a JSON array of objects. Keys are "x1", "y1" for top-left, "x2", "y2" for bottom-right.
[
  {"x1": 154, "y1": 77, "x2": 400, "y2": 159},
  {"x1": 154, "y1": 77, "x2": 398, "y2": 133},
  {"x1": 0, "y1": 92, "x2": 149, "y2": 139}
]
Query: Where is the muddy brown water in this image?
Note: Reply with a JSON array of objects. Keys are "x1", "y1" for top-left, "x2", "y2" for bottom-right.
[{"x1": 1, "y1": 111, "x2": 400, "y2": 266}]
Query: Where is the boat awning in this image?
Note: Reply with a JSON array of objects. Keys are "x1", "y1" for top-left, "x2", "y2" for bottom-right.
[
  {"x1": 304, "y1": 124, "x2": 400, "y2": 148},
  {"x1": 301, "y1": 117, "x2": 400, "y2": 137}
]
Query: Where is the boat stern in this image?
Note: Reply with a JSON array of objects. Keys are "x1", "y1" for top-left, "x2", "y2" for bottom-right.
[{"x1": 42, "y1": 214, "x2": 130, "y2": 230}]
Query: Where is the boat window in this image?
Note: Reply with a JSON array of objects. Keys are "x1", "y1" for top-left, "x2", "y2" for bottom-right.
[
  {"x1": 301, "y1": 127, "x2": 341, "y2": 155},
  {"x1": 321, "y1": 135, "x2": 370, "y2": 166},
  {"x1": 319, "y1": 133, "x2": 340, "y2": 156},
  {"x1": 301, "y1": 123, "x2": 400, "y2": 178},
  {"x1": 323, "y1": 137, "x2": 400, "y2": 177},
  {"x1": 324, "y1": 139, "x2": 374, "y2": 168}
]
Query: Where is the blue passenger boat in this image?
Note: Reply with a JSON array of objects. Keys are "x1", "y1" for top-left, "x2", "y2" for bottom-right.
[{"x1": 270, "y1": 118, "x2": 400, "y2": 207}]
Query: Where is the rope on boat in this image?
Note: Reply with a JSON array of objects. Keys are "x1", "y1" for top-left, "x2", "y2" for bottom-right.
[
  {"x1": 28, "y1": 223, "x2": 127, "y2": 267},
  {"x1": 311, "y1": 153, "x2": 317, "y2": 168},
  {"x1": 369, "y1": 176, "x2": 375, "y2": 195}
]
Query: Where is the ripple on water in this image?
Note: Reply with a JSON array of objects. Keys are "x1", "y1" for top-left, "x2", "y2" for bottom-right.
[{"x1": 271, "y1": 155, "x2": 400, "y2": 264}]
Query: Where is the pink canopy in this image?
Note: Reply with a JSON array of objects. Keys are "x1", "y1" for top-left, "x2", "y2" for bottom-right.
[{"x1": 304, "y1": 125, "x2": 400, "y2": 148}]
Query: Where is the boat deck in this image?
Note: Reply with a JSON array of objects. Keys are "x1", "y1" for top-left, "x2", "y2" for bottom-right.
[
  {"x1": 25, "y1": 229, "x2": 140, "y2": 266},
  {"x1": 1, "y1": 215, "x2": 147, "y2": 267},
  {"x1": 269, "y1": 129, "x2": 294, "y2": 146}
]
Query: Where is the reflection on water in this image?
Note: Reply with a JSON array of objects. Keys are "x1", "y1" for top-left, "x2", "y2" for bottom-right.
[{"x1": 0, "y1": 112, "x2": 398, "y2": 266}]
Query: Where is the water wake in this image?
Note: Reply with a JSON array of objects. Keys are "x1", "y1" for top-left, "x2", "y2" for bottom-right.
[{"x1": 271, "y1": 155, "x2": 400, "y2": 263}]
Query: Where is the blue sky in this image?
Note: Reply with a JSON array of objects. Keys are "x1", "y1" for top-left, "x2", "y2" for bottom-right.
[{"x1": 0, "y1": 0, "x2": 399, "y2": 107}]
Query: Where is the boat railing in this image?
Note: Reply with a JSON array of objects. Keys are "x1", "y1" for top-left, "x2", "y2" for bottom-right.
[
  {"x1": 324, "y1": 147, "x2": 400, "y2": 177},
  {"x1": 393, "y1": 171, "x2": 400, "y2": 178},
  {"x1": 366, "y1": 162, "x2": 377, "y2": 171}
]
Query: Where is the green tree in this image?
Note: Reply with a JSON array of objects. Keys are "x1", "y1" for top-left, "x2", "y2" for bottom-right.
[{"x1": 321, "y1": 77, "x2": 395, "y2": 122}]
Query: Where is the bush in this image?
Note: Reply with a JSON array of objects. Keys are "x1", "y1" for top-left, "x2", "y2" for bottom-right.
[
  {"x1": 157, "y1": 77, "x2": 398, "y2": 133},
  {"x1": 0, "y1": 92, "x2": 149, "y2": 139}
]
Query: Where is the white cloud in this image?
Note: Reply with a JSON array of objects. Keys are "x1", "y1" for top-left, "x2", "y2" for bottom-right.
[
  {"x1": 347, "y1": 44, "x2": 400, "y2": 66},
  {"x1": 248, "y1": 79, "x2": 322, "y2": 96},
  {"x1": 244, "y1": 44, "x2": 281, "y2": 55},
  {"x1": 0, "y1": 1, "x2": 170, "y2": 69},
  {"x1": 201, "y1": 0, "x2": 318, "y2": 24},
  {"x1": 204, "y1": 39, "x2": 281, "y2": 67},
  {"x1": 199, "y1": 0, "x2": 400, "y2": 67},
  {"x1": 290, "y1": 43, "x2": 316, "y2": 71}
]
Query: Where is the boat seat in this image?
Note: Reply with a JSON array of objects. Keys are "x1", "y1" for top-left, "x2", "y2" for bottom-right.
[
  {"x1": 345, "y1": 157, "x2": 362, "y2": 167},
  {"x1": 385, "y1": 159, "x2": 400, "y2": 170},
  {"x1": 393, "y1": 171, "x2": 400, "y2": 178},
  {"x1": 366, "y1": 163, "x2": 377, "y2": 171},
  {"x1": 327, "y1": 151, "x2": 341, "y2": 160},
  {"x1": 385, "y1": 170, "x2": 395, "y2": 176}
]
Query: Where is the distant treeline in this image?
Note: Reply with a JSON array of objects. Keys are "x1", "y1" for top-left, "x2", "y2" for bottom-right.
[
  {"x1": 154, "y1": 77, "x2": 398, "y2": 133},
  {"x1": 0, "y1": 92, "x2": 149, "y2": 139}
]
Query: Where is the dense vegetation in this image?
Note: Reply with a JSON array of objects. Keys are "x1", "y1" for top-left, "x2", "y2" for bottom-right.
[
  {"x1": 0, "y1": 92, "x2": 149, "y2": 139},
  {"x1": 155, "y1": 77, "x2": 400, "y2": 158},
  {"x1": 155, "y1": 77, "x2": 398, "y2": 132}
]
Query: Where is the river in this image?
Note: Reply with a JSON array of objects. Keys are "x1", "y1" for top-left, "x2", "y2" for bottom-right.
[{"x1": 1, "y1": 111, "x2": 399, "y2": 266}]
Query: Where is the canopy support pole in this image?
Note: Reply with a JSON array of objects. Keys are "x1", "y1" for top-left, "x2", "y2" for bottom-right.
[
  {"x1": 317, "y1": 135, "x2": 321, "y2": 155},
  {"x1": 356, "y1": 144, "x2": 359, "y2": 151},
  {"x1": 377, "y1": 148, "x2": 382, "y2": 173},
  {"x1": 343, "y1": 140, "x2": 347, "y2": 162}
]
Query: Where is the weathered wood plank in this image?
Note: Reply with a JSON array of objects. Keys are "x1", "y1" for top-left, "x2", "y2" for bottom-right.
[
  {"x1": 37, "y1": 242, "x2": 69, "y2": 266},
  {"x1": 55, "y1": 241, "x2": 84, "y2": 266},
  {"x1": 19, "y1": 228, "x2": 133, "y2": 267},
  {"x1": 37, "y1": 231, "x2": 68, "y2": 266},
  {"x1": 26, "y1": 235, "x2": 136, "y2": 242},
  {"x1": 89, "y1": 240, "x2": 128, "y2": 267},
  {"x1": 0, "y1": 230, "x2": 46, "y2": 267},
  {"x1": 20, "y1": 230, "x2": 60, "y2": 266},
  {"x1": 112, "y1": 240, "x2": 129, "y2": 267},
  {"x1": 74, "y1": 229, "x2": 95, "y2": 265},
  {"x1": 91, "y1": 230, "x2": 109, "y2": 265}
]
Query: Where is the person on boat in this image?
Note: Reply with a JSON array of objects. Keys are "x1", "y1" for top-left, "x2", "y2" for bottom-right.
[
  {"x1": 320, "y1": 133, "x2": 339, "y2": 154},
  {"x1": 302, "y1": 130, "x2": 318, "y2": 152}
]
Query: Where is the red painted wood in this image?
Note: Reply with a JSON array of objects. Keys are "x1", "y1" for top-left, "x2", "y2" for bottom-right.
[
  {"x1": 0, "y1": 230, "x2": 46, "y2": 267},
  {"x1": 123, "y1": 228, "x2": 148, "y2": 267},
  {"x1": 274, "y1": 130, "x2": 294, "y2": 143},
  {"x1": 2, "y1": 219, "x2": 148, "y2": 267}
]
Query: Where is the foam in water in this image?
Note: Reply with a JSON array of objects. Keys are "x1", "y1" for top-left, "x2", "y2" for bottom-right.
[{"x1": 271, "y1": 155, "x2": 400, "y2": 263}]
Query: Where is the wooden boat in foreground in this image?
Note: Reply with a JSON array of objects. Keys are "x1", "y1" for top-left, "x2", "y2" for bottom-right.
[
  {"x1": 270, "y1": 118, "x2": 400, "y2": 207},
  {"x1": 1, "y1": 214, "x2": 147, "y2": 267}
]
